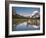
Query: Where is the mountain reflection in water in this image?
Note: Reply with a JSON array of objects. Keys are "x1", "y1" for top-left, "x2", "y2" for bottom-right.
[{"x1": 12, "y1": 22, "x2": 40, "y2": 31}]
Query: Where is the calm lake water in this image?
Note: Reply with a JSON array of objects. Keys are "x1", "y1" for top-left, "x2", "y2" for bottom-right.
[{"x1": 12, "y1": 22, "x2": 40, "y2": 31}]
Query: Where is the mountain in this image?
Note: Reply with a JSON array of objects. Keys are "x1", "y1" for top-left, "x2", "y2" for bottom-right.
[
  {"x1": 31, "y1": 11, "x2": 40, "y2": 19},
  {"x1": 12, "y1": 14, "x2": 28, "y2": 19},
  {"x1": 12, "y1": 11, "x2": 40, "y2": 19}
]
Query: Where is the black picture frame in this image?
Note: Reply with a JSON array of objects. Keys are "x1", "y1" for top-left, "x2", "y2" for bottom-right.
[{"x1": 5, "y1": 1, "x2": 45, "y2": 37}]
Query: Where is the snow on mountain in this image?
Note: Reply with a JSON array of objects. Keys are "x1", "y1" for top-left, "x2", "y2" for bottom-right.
[
  {"x1": 17, "y1": 10, "x2": 39, "y2": 18},
  {"x1": 31, "y1": 11, "x2": 39, "y2": 16},
  {"x1": 32, "y1": 11, "x2": 40, "y2": 18},
  {"x1": 13, "y1": 10, "x2": 39, "y2": 19},
  {"x1": 19, "y1": 14, "x2": 32, "y2": 17}
]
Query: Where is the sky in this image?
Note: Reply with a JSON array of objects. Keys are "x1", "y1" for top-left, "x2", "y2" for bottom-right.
[{"x1": 12, "y1": 7, "x2": 40, "y2": 17}]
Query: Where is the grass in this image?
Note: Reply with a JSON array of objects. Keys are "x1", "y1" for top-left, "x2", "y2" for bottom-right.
[
  {"x1": 12, "y1": 18, "x2": 27, "y2": 25},
  {"x1": 12, "y1": 18, "x2": 40, "y2": 26}
]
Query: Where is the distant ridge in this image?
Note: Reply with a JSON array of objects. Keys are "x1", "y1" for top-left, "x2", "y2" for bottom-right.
[{"x1": 12, "y1": 11, "x2": 40, "y2": 19}]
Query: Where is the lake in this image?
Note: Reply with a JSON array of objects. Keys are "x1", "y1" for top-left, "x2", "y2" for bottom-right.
[{"x1": 12, "y1": 22, "x2": 40, "y2": 31}]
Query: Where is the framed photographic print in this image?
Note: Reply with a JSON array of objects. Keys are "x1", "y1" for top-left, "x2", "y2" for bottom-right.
[{"x1": 5, "y1": 1, "x2": 45, "y2": 37}]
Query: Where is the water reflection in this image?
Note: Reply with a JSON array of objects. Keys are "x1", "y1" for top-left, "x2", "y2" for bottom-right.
[{"x1": 12, "y1": 22, "x2": 40, "y2": 31}]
